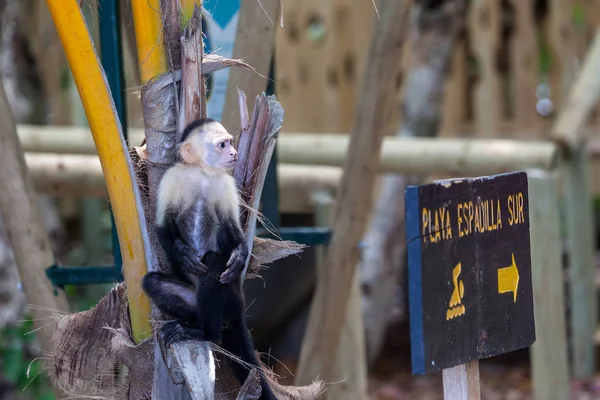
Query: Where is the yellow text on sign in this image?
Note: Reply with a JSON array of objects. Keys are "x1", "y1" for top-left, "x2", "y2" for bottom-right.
[{"x1": 421, "y1": 192, "x2": 526, "y2": 244}]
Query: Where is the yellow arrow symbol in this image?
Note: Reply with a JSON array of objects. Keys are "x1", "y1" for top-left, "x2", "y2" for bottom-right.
[{"x1": 497, "y1": 253, "x2": 519, "y2": 302}]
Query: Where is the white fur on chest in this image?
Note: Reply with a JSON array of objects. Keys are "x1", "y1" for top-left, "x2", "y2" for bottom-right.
[{"x1": 156, "y1": 164, "x2": 240, "y2": 224}]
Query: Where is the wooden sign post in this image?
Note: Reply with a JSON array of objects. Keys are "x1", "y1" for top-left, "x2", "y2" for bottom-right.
[{"x1": 405, "y1": 171, "x2": 536, "y2": 399}]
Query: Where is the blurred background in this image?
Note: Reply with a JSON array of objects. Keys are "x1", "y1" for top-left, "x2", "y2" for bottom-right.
[{"x1": 0, "y1": 0, "x2": 599, "y2": 399}]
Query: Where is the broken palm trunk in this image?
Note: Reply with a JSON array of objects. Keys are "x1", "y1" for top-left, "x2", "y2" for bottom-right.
[{"x1": 49, "y1": 3, "x2": 321, "y2": 399}]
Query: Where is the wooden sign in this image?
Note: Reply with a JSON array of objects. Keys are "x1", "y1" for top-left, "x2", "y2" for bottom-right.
[{"x1": 405, "y1": 171, "x2": 535, "y2": 375}]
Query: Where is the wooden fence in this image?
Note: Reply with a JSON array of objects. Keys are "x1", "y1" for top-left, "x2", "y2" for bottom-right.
[{"x1": 275, "y1": 0, "x2": 600, "y2": 140}]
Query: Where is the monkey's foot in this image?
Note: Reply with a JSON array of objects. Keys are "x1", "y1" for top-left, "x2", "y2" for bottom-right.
[
  {"x1": 159, "y1": 321, "x2": 208, "y2": 350},
  {"x1": 220, "y1": 246, "x2": 247, "y2": 283}
]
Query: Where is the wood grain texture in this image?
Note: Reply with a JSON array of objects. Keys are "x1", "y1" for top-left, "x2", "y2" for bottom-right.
[
  {"x1": 509, "y1": 0, "x2": 539, "y2": 132},
  {"x1": 406, "y1": 172, "x2": 535, "y2": 374},
  {"x1": 294, "y1": 0, "x2": 411, "y2": 387},
  {"x1": 442, "y1": 360, "x2": 481, "y2": 400},
  {"x1": 527, "y1": 170, "x2": 569, "y2": 400},
  {"x1": 275, "y1": 0, "x2": 374, "y2": 133},
  {"x1": 221, "y1": 0, "x2": 280, "y2": 134},
  {"x1": 468, "y1": 0, "x2": 501, "y2": 137},
  {"x1": 177, "y1": 5, "x2": 204, "y2": 139},
  {"x1": 161, "y1": 0, "x2": 181, "y2": 71}
]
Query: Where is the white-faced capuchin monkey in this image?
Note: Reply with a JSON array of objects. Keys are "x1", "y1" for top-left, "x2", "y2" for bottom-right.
[{"x1": 142, "y1": 118, "x2": 277, "y2": 399}]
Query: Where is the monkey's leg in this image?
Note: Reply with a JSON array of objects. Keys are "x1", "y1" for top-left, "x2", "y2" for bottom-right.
[
  {"x1": 142, "y1": 272, "x2": 210, "y2": 372},
  {"x1": 141, "y1": 272, "x2": 197, "y2": 323},
  {"x1": 221, "y1": 287, "x2": 277, "y2": 400},
  {"x1": 159, "y1": 321, "x2": 211, "y2": 348},
  {"x1": 194, "y1": 281, "x2": 225, "y2": 342},
  {"x1": 195, "y1": 252, "x2": 228, "y2": 342}
]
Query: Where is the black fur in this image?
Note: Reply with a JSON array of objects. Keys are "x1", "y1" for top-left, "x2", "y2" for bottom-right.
[
  {"x1": 155, "y1": 208, "x2": 207, "y2": 284},
  {"x1": 142, "y1": 226, "x2": 274, "y2": 399},
  {"x1": 179, "y1": 117, "x2": 217, "y2": 143}
]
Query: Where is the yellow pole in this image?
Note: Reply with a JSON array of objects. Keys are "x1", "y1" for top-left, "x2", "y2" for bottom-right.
[
  {"x1": 181, "y1": 0, "x2": 202, "y2": 20},
  {"x1": 131, "y1": 0, "x2": 167, "y2": 83},
  {"x1": 45, "y1": 0, "x2": 152, "y2": 343}
]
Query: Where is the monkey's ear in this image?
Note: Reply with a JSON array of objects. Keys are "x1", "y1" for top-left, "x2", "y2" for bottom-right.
[{"x1": 180, "y1": 142, "x2": 197, "y2": 163}]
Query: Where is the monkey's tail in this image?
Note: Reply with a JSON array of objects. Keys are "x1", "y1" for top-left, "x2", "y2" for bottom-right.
[{"x1": 221, "y1": 318, "x2": 278, "y2": 400}]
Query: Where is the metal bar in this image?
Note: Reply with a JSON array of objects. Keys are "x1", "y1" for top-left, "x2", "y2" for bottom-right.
[
  {"x1": 99, "y1": 0, "x2": 127, "y2": 279},
  {"x1": 257, "y1": 227, "x2": 331, "y2": 246},
  {"x1": 46, "y1": 265, "x2": 123, "y2": 286}
]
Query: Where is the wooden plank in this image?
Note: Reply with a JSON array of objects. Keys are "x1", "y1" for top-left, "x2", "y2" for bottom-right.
[
  {"x1": 294, "y1": 0, "x2": 411, "y2": 387},
  {"x1": 442, "y1": 360, "x2": 481, "y2": 400},
  {"x1": 406, "y1": 172, "x2": 535, "y2": 374},
  {"x1": 527, "y1": 170, "x2": 569, "y2": 400},
  {"x1": 220, "y1": 0, "x2": 280, "y2": 134},
  {"x1": 468, "y1": 0, "x2": 502, "y2": 137},
  {"x1": 509, "y1": 0, "x2": 540, "y2": 132},
  {"x1": 565, "y1": 145, "x2": 597, "y2": 379}
]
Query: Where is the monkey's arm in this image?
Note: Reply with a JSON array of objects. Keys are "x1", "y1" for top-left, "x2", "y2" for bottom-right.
[{"x1": 157, "y1": 211, "x2": 208, "y2": 277}]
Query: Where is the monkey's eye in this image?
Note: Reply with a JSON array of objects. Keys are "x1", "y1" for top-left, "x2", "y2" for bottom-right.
[{"x1": 218, "y1": 141, "x2": 226, "y2": 149}]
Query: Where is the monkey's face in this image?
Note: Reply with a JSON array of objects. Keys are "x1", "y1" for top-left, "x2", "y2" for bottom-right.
[
  {"x1": 206, "y1": 134, "x2": 237, "y2": 170},
  {"x1": 179, "y1": 121, "x2": 238, "y2": 171}
]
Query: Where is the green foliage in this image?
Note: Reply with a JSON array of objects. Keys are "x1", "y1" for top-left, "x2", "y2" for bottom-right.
[{"x1": 0, "y1": 317, "x2": 56, "y2": 400}]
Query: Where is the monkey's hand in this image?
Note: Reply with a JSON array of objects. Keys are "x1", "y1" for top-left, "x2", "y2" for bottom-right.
[
  {"x1": 174, "y1": 240, "x2": 208, "y2": 276},
  {"x1": 220, "y1": 244, "x2": 248, "y2": 283}
]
